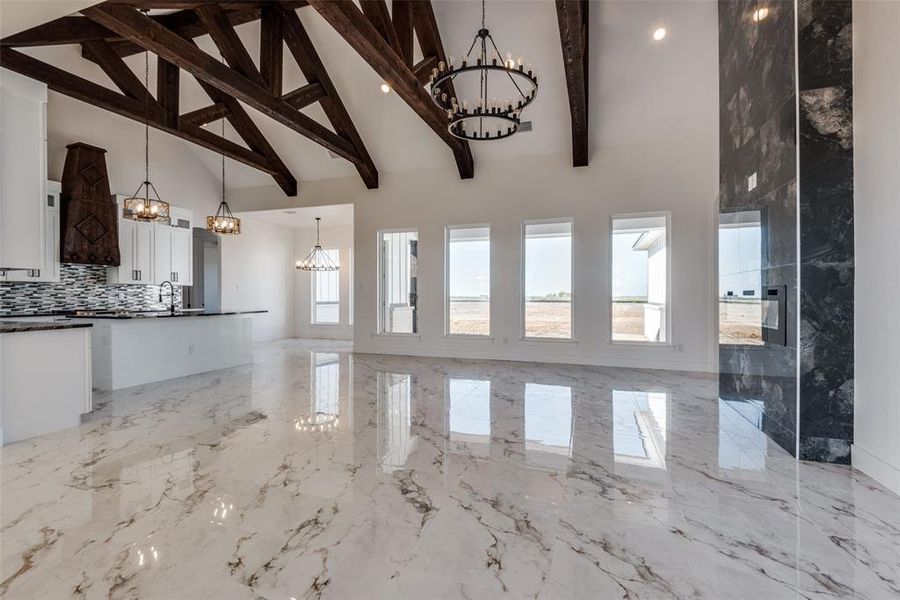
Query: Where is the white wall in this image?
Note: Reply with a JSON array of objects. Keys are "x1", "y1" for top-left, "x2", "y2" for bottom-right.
[
  {"x1": 293, "y1": 225, "x2": 354, "y2": 341},
  {"x1": 220, "y1": 218, "x2": 295, "y2": 342},
  {"x1": 852, "y1": 0, "x2": 900, "y2": 495},
  {"x1": 231, "y1": 133, "x2": 718, "y2": 373}
]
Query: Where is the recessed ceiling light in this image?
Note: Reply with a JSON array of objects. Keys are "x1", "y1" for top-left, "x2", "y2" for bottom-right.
[
  {"x1": 753, "y1": 7, "x2": 769, "y2": 22},
  {"x1": 653, "y1": 27, "x2": 667, "y2": 41},
  {"x1": 380, "y1": 82, "x2": 391, "y2": 94}
]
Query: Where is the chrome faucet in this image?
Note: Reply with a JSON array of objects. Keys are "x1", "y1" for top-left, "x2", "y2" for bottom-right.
[{"x1": 159, "y1": 281, "x2": 176, "y2": 315}]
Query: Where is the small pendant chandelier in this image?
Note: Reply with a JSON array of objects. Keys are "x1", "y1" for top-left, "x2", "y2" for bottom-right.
[
  {"x1": 296, "y1": 218, "x2": 339, "y2": 271},
  {"x1": 123, "y1": 33, "x2": 170, "y2": 223},
  {"x1": 429, "y1": 0, "x2": 538, "y2": 141},
  {"x1": 206, "y1": 96, "x2": 241, "y2": 235}
]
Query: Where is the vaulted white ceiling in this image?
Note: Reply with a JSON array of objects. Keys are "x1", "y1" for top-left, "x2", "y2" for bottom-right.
[{"x1": 11, "y1": 0, "x2": 717, "y2": 194}]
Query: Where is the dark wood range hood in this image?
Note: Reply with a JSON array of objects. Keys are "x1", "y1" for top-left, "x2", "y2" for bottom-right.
[{"x1": 60, "y1": 142, "x2": 120, "y2": 266}]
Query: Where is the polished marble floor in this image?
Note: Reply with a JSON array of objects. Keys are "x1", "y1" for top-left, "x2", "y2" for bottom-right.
[{"x1": 1, "y1": 339, "x2": 898, "y2": 599}]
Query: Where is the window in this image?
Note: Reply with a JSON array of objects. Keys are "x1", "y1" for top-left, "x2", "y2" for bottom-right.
[
  {"x1": 446, "y1": 225, "x2": 490, "y2": 336},
  {"x1": 611, "y1": 214, "x2": 669, "y2": 343},
  {"x1": 523, "y1": 220, "x2": 572, "y2": 339},
  {"x1": 379, "y1": 230, "x2": 418, "y2": 334},
  {"x1": 312, "y1": 249, "x2": 340, "y2": 324}
]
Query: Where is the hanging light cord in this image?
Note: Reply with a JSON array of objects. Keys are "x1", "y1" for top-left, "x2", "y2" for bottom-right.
[{"x1": 143, "y1": 46, "x2": 150, "y2": 197}]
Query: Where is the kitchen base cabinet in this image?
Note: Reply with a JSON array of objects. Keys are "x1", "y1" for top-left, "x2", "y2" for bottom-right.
[{"x1": 0, "y1": 326, "x2": 92, "y2": 446}]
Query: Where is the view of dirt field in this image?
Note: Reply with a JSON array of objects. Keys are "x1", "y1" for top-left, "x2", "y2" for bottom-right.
[
  {"x1": 719, "y1": 300, "x2": 763, "y2": 344},
  {"x1": 448, "y1": 301, "x2": 662, "y2": 340}
]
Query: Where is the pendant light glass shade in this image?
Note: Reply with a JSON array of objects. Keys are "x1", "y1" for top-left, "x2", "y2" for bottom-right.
[
  {"x1": 207, "y1": 200, "x2": 241, "y2": 235},
  {"x1": 124, "y1": 43, "x2": 170, "y2": 224},
  {"x1": 296, "y1": 218, "x2": 339, "y2": 271}
]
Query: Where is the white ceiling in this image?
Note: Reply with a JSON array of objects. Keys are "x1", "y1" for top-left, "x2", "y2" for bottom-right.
[
  {"x1": 239, "y1": 203, "x2": 353, "y2": 230},
  {"x1": 10, "y1": 0, "x2": 717, "y2": 194}
]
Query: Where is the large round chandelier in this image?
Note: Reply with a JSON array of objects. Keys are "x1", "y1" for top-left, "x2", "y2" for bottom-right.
[{"x1": 429, "y1": 0, "x2": 538, "y2": 141}]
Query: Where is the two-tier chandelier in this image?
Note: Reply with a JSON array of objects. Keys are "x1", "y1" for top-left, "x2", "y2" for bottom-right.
[
  {"x1": 429, "y1": 0, "x2": 538, "y2": 141},
  {"x1": 123, "y1": 34, "x2": 170, "y2": 224},
  {"x1": 296, "y1": 218, "x2": 339, "y2": 271}
]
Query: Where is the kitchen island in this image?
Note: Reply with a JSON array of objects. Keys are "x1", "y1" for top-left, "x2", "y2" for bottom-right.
[
  {"x1": 0, "y1": 320, "x2": 92, "y2": 445},
  {"x1": 69, "y1": 310, "x2": 266, "y2": 390}
]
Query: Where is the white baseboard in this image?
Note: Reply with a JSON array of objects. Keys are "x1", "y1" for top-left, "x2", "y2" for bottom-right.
[{"x1": 853, "y1": 444, "x2": 900, "y2": 496}]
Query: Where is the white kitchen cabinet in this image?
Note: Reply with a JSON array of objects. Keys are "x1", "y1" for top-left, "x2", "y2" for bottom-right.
[
  {"x1": 0, "y1": 68, "x2": 47, "y2": 273},
  {"x1": 108, "y1": 212, "x2": 153, "y2": 284},
  {"x1": 108, "y1": 197, "x2": 192, "y2": 286},
  {"x1": 171, "y1": 227, "x2": 192, "y2": 285},
  {"x1": 4, "y1": 182, "x2": 61, "y2": 283}
]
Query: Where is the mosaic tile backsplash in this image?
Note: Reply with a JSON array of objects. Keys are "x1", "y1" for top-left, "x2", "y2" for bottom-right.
[{"x1": 0, "y1": 264, "x2": 182, "y2": 315}]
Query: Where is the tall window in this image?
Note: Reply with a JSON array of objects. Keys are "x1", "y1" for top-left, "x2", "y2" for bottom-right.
[
  {"x1": 611, "y1": 214, "x2": 669, "y2": 343},
  {"x1": 523, "y1": 220, "x2": 572, "y2": 339},
  {"x1": 446, "y1": 225, "x2": 490, "y2": 336},
  {"x1": 312, "y1": 249, "x2": 340, "y2": 324},
  {"x1": 380, "y1": 230, "x2": 418, "y2": 334}
]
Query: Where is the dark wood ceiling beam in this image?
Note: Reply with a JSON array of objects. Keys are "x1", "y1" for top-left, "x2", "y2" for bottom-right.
[
  {"x1": 102, "y1": 1, "x2": 307, "y2": 8},
  {"x1": 556, "y1": 0, "x2": 590, "y2": 167},
  {"x1": 259, "y1": 5, "x2": 284, "y2": 96},
  {"x1": 392, "y1": 0, "x2": 414, "y2": 66},
  {"x1": 307, "y1": 0, "x2": 473, "y2": 179},
  {"x1": 83, "y1": 3, "x2": 360, "y2": 163},
  {"x1": 157, "y1": 57, "x2": 180, "y2": 128},
  {"x1": 410, "y1": 1, "x2": 459, "y2": 103},
  {"x1": 194, "y1": 3, "x2": 264, "y2": 86},
  {"x1": 1, "y1": 17, "x2": 117, "y2": 47},
  {"x1": 0, "y1": 46, "x2": 277, "y2": 177},
  {"x1": 192, "y1": 76, "x2": 297, "y2": 196},
  {"x1": 282, "y1": 82, "x2": 325, "y2": 109},
  {"x1": 182, "y1": 102, "x2": 228, "y2": 126},
  {"x1": 359, "y1": 0, "x2": 402, "y2": 58},
  {"x1": 80, "y1": 39, "x2": 158, "y2": 107},
  {"x1": 280, "y1": 5, "x2": 378, "y2": 189},
  {"x1": 185, "y1": 82, "x2": 324, "y2": 127}
]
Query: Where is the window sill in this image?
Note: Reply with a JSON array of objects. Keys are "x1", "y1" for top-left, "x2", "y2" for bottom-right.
[
  {"x1": 519, "y1": 336, "x2": 578, "y2": 344},
  {"x1": 609, "y1": 339, "x2": 671, "y2": 347},
  {"x1": 375, "y1": 332, "x2": 422, "y2": 340},
  {"x1": 311, "y1": 323, "x2": 344, "y2": 327},
  {"x1": 443, "y1": 334, "x2": 494, "y2": 341}
]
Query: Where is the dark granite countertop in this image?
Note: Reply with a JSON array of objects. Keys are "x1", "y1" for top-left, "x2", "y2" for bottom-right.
[
  {"x1": 1, "y1": 310, "x2": 267, "y2": 320},
  {"x1": 0, "y1": 321, "x2": 93, "y2": 334}
]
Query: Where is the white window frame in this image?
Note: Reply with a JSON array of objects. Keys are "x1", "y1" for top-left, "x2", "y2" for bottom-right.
[
  {"x1": 310, "y1": 247, "x2": 341, "y2": 326},
  {"x1": 608, "y1": 211, "x2": 672, "y2": 346},
  {"x1": 377, "y1": 228, "x2": 420, "y2": 336},
  {"x1": 444, "y1": 223, "x2": 492, "y2": 338},
  {"x1": 521, "y1": 218, "x2": 576, "y2": 342}
]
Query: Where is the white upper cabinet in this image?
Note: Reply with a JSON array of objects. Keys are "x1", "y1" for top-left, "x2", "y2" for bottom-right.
[
  {"x1": 4, "y1": 181, "x2": 61, "y2": 283},
  {"x1": 108, "y1": 197, "x2": 193, "y2": 286},
  {"x1": 0, "y1": 68, "x2": 47, "y2": 272}
]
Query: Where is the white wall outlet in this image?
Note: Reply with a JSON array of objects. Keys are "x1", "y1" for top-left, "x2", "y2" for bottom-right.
[
  {"x1": 747, "y1": 172, "x2": 758, "y2": 191},
  {"x1": 118, "y1": 291, "x2": 125, "y2": 301}
]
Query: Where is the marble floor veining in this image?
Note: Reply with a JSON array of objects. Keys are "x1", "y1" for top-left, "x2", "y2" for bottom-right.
[{"x1": 1, "y1": 340, "x2": 898, "y2": 599}]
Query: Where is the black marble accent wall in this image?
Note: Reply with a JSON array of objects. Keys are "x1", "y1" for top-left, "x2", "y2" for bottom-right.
[
  {"x1": 718, "y1": 0, "x2": 799, "y2": 455},
  {"x1": 797, "y1": 0, "x2": 854, "y2": 463},
  {"x1": 718, "y1": 0, "x2": 854, "y2": 464}
]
